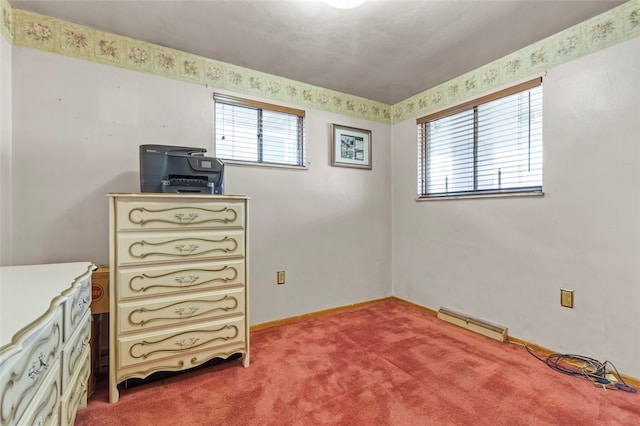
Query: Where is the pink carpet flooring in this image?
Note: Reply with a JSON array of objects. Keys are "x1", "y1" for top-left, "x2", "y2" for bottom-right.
[{"x1": 77, "y1": 300, "x2": 639, "y2": 425}]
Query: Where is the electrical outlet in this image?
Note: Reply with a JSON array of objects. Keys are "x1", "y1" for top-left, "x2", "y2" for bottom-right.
[
  {"x1": 277, "y1": 271, "x2": 285, "y2": 285},
  {"x1": 560, "y1": 289, "x2": 574, "y2": 308}
]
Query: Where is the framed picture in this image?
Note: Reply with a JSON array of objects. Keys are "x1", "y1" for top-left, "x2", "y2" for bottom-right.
[{"x1": 331, "y1": 124, "x2": 372, "y2": 169}]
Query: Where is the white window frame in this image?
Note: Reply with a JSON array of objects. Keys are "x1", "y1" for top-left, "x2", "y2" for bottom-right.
[
  {"x1": 214, "y1": 93, "x2": 306, "y2": 168},
  {"x1": 417, "y1": 78, "x2": 543, "y2": 200}
]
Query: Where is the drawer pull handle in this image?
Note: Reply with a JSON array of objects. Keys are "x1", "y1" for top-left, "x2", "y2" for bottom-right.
[
  {"x1": 78, "y1": 296, "x2": 89, "y2": 309},
  {"x1": 175, "y1": 337, "x2": 200, "y2": 349},
  {"x1": 174, "y1": 212, "x2": 199, "y2": 222},
  {"x1": 175, "y1": 243, "x2": 200, "y2": 254},
  {"x1": 75, "y1": 379, "x2": 87, "y2": 396},
  {"x1": 28, "y1": 352, "x2": 49, "y2": 380},
  {"x1": 175, "y1": 275, "x2": 200, "y2": 285},
  {"x1": 175, "y1": 306, "x2": 199, "y2": 317},
  {"x1": 77, "y1": 338, "x2": 89, "y2": 352}
]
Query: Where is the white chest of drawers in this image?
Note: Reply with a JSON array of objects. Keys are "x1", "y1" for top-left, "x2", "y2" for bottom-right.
[
  {"x1": 0, "y1": 262, "x2": 95, "y2": 426},
  {"x1": 107, "y1": 193, "x2": 250, "y2": 403}
]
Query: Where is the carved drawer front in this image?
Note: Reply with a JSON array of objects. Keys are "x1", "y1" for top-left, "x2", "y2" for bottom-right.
[
  {"x1": 61, "y1": 348, "x2": 90, "y2": 426},
  {"x1": 118, "y1": 317, "x2": 246, "y2": 369},
  {"x1": 0, "y1": 311, "x2": 63, "y2": 426},
  {"x1": 118, "y1": 287, "x2": 245, "y2": 334},
  {"x1": 117, "y1": 229, "x2": 245, "y2": 266},
  {"x1": 62, "y1": 311, "x2": 91, "y2": 392},
  {"x1": 15, "y1": 362, "x2": 61, "y2": 426},
  {"x1": 116, "y1": 200, "x2": 245, "y2": 230},
  {"x1": 63, "y1": 274, "x2": 91, "y2": 342},
  {"x1": 117, "y1": 259, "x2": 245, "y2": 300}
]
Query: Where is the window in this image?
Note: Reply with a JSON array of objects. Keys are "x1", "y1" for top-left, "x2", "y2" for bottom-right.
[
  {"x1": 417, "y1": 78, "x2": 543, "y2": 198},
  {"x1": 214, "y1": 94, "x2": 305, "y2": 167}
]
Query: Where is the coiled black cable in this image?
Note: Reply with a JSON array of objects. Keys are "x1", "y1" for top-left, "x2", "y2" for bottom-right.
[{"x1": 525, "y1": 344, "x2": 636, "y2": 393}]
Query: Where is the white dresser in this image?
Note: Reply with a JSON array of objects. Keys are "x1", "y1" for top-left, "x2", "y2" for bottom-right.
[
  {"x1": 108, "y1": 193, "x2": 249, "y2": 403},
  {"x1": 0, "y1": 262, "x2": 95, "y2": 426}
]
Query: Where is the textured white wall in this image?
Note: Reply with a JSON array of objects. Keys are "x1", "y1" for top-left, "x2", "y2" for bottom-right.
[
  {"x1": 0, "y1": 35, "x2": 11, "y2": 266},
  {"x1": 10, "y1": 47, "x2": 391, "y2": 323},
  {"x1": 391, "y1": 36, "x2": 640, "y2": 378}
]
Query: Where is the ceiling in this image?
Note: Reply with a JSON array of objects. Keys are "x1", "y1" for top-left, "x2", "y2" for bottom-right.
[{"x1": 10, "y1": 0, "x2": 625, "y2": 105}]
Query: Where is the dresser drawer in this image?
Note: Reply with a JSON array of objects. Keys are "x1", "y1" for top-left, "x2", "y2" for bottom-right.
[
  {"x1": 117, "y1": 317, "x2": 246, "y2": 369},
  {"x1": 118, "y1": 287, "x2": 245, "y2": 334},
  {"x1": 116, "y1": 200, "x2": 245, "y2": 230},
  {"x1": 63, "y1": 274, "x2": 91, "y2": 343},
  {"x1": 116, "y1": 259, "x2": 245, "y2": 300},
  {"x1": 60, "y1": 347, "x2": 90, "y2": 426},
  {"x1": 16, "y1": 362, "x2": 61, "y2": 426},
  {"x1": 0, "y1": 311, "x2": 63, "y2": 426},
  {"x1": 62, "y1": 311, "x2": 91, "y2": 392},
  {"x1": 116, "y1": 229, "x2": 245, "y2": 266}
]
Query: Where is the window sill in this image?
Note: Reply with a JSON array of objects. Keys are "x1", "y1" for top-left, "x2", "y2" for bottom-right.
[
  {"x1": 416, "y1": 190, "x2": 544, "y2": 201},
  {"x1": 222, "y1": 159, "x2": 309, "y2": 171}
]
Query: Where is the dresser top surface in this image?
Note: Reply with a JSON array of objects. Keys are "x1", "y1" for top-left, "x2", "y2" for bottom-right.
[
  {"x1": 0, "y1": 262, "x2": 95, "y2": 349},
  {"x1": 108, "y1": 193, "x2": 249, "y2": 200}
]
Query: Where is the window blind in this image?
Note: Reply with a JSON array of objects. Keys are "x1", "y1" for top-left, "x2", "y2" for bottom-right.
[
  {"x1": 214, "y1": 94, "x2": 305, "y2": 167},
  {"x1": 417, "y1": 78, "x2": 543, "y2": 198}
]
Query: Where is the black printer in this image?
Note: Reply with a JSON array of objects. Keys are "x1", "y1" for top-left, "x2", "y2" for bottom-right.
[{"x1": 139, "y1": 144, "x2": 224, "y2": 194}]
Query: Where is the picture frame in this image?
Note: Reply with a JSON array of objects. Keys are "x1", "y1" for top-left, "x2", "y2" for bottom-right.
[{"x1": 331, "y1": 124, "x2": 372, "y2": 169}]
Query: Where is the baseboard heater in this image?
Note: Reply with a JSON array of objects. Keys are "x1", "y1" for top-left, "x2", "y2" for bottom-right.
[{"x1": 437, "y1": 307, "x2": 508, "y2": 342}]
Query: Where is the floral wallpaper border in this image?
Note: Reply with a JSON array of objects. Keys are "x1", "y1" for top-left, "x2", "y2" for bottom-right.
[
  {"x1": 1, "y1": 0, "x2": 639, "y2": 125},
  {"x1": 1, "y1": 0, "x2": 12, "y2": 42},
  {"x1": 393, "y1": 0, "x2": 640, "y2": 123},
  {"x1": 2, "y1": 2, "x2": 391, "y2": 123}
]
